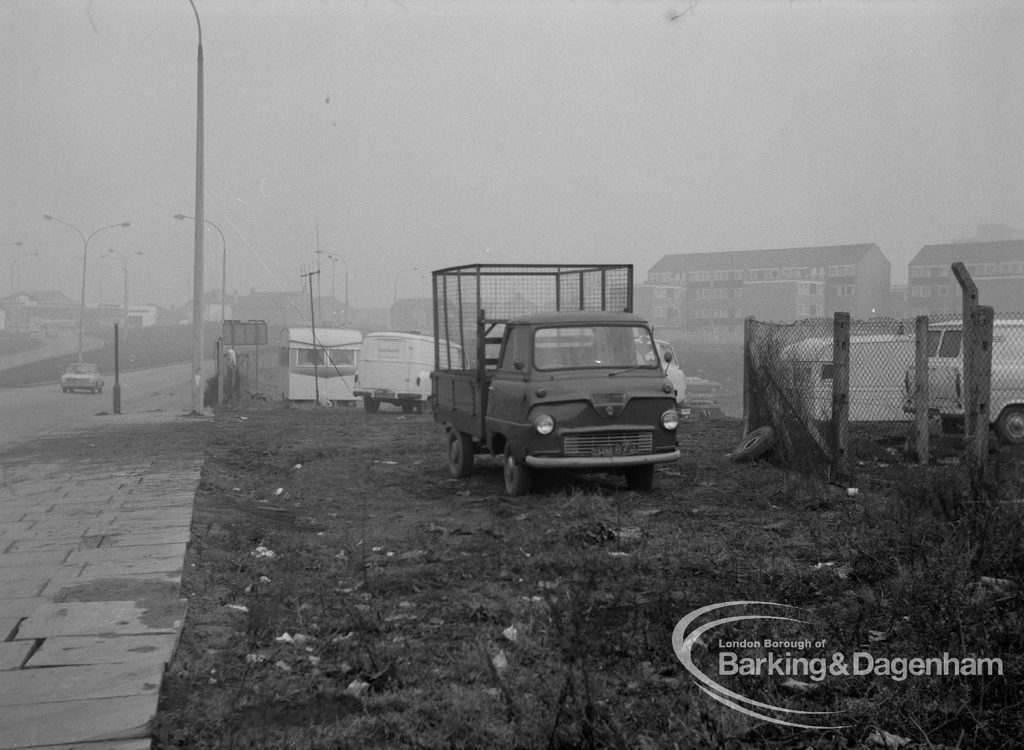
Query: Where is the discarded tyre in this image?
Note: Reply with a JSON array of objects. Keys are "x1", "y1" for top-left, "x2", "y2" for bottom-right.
[{"x1": 730, "y1": 426, "x2": 776, "y2": 462}]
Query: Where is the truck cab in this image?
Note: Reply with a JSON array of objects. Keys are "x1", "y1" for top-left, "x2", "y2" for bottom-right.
[{"x1": 441, "y1": 311, "x2": 681, "y2": 495}]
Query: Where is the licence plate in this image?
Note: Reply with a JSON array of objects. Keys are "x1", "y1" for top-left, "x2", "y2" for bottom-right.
[{"x1": 590, "y1": 443, "x2": 638, "y2": 457}]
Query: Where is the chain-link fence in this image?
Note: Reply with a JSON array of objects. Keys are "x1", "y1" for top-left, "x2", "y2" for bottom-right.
[
  {"x1": 744, "y1": 315, "x2": 924, "y2": 470},
  {"x1": 745, "y1": 301, "x2": 1024, "y2": 476}
]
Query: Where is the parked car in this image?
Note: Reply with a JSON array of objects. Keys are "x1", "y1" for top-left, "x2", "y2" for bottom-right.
[{"x1": 61, "y1": 362, "x2": 105, "y2": 393}]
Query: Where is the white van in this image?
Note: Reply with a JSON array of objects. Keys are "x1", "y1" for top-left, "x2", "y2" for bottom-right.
[
  {"x1": 782, "y1": 333, "x2": 916, "y2": 421},
  {"x1": 908, "y1": 318, "x2": 1024, "y2": 444},
  {"x1": 278, "y1": 327, "x2": 362, "y2": 403},
  {"x1": 354, "y1": 332, "x2": 440, "y2": 413}
]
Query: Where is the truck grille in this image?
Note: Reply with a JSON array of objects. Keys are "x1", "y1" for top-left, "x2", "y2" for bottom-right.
[{"x1": 564, "y1": 431, "x2": 653, "y2": 458}]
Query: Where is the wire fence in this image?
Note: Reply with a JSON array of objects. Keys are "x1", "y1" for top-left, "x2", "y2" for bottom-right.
[{"x1": 744, "y1": 301, "x2": 1024, "y2": 477}]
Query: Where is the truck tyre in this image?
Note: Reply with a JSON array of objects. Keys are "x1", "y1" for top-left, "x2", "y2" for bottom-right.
[
  {"x1": 363, "y1": 398, "x2": 380, "y2": 414},
  {"x1": 503, "y1": 445, "x2": 532, "y2": 497},
  {"x1": 448, "y1": 429, "x2": 474, "y2": 478},
  {"x1": 624, "y1": 464, "x2": 655, "y2": 491},
  {"x1": 995, "y1": 406, "x2": 1024, "y2": 445},
  {"x1": 729, "y1": 426, "x2": 775, "y2": 462}
]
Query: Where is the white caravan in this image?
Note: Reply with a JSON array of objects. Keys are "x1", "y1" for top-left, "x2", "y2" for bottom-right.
[{"x1": 278, "y1": 327, "x2": 362, "y2": 403}]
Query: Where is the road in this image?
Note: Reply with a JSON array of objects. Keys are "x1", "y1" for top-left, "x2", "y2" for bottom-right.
[{"x1": 0, "y1": 362, "x2": 200, "y2": 450}]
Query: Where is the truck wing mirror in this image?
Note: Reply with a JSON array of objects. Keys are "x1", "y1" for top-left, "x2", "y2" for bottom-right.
[
  {"x1": 514, "y1": 358, "x2": 525, "y2": 370},
  {"x1": 663, "y1": 350, "x2": 673, "y2": 364}
]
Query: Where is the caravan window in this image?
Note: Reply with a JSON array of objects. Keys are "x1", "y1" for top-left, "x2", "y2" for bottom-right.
[{"x1": 326, "y1": 348, "x2": 356, "y2": 367}]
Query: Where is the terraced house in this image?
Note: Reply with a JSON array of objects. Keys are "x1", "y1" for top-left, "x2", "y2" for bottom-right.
[
  {"x1": 637, "y1": 243, "x2": 891, "y2": 338},
  {"x1": 906, "y1": 239, "x2": 1024, "y2": 317}
]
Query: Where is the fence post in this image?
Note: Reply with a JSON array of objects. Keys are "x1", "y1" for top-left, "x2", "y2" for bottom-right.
[
  {"x1": 831, "y1": 312, "x2": 850, "y2": 480},
  {"x1": 966, "y1": 305, "x2": 994, "y2": 484},
  {"x1": 952, "y1": 262, "x2": 978, "y2": 441},
  {"x1": 743, "y1": 316, "x2": 755, "y2": 435},
  {"x1": 914, "y1": 315, "x2": 930, "y2": 465}
]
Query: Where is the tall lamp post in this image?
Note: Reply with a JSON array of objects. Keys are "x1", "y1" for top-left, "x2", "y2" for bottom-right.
[
  {"x1": 316, "y1": 251, "x2": 348, "y2": 325},
  {"x1": 42, "y1": 214, "x2": 130, "y2": 362},
  {"x1": 175, "y1": 214, "x2": 225, "y2": 322},
  {"x1": 106, "y1": 248, "x2": 143, "y2": 328},
  {"x1": 391, "y1": 266, "x2": 418, "y2": 329},
  {"x1": 186, "y1": 0, "x2": 206, "y2": 414},
  {"x1": 2, "y1": 241, "x2": 25, "y2": 294},
  {"x1": 9, "y1": 250, "x2": 37, "y2": 295}
]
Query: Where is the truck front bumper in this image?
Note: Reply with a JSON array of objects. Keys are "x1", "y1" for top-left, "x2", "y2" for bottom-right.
[{"x1": 524, "y1": 449, "x2": 680, "y2": 469}]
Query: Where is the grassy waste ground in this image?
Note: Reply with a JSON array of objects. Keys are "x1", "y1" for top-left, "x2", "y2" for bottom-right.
[{"x1": 153, "y1": 404, "x2": 1024, "y2": 749}]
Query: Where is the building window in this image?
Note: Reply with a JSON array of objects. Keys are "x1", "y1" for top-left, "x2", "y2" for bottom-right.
[
  {"x1": 654, "y1": 306, "x2": 666, "y2": 318},
  {"x1": 655, "y1": 287, "x2": 667, "y2": 298},
  {"x1": 712, "y1": 288, "x2": 726, "y2": 299},
  {"x1": 836, "y1": 284, "x2": 856, "y2": 296},
  {"x1": 732, "y1": 270, "x2": 744, "y2": 280}
]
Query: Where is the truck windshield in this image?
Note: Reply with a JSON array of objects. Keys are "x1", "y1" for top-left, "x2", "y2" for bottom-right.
[{"x1": 533, "y1": 325, "x2": 659, "y2": 371}]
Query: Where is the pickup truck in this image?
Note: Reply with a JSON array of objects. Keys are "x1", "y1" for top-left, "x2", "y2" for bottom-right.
[{"x1": 430, "y1": 263, "x2": 681, "y2": 496}]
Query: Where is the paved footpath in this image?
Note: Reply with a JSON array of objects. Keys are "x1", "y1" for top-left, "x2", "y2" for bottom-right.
[{"x1": 0, "y1": 410, "x2": 208, "y2": 750}]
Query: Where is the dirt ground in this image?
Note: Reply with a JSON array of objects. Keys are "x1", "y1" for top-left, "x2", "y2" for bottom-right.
[{"x1": 147, "y1": 402, "x2": 1023, "y2": 750}]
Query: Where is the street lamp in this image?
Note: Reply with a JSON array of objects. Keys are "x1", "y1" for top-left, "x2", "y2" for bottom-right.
[
  {"x1": 186, "y1": 0, "x2": 206, "y2": 414},
  {"x1": 316, "y1": 251, "x2": 348, "y2": 324},
  {"x1": 106, "y1": 248, "x2": 143, "y2": 328},
  {"x1": 9, "y1": 250, "x2": 37, "y2": 295},
  {"x1": 391, "y1": 266, "x2": 419, "y2": 329},
  {"x1": 43, "y1": 214, "x2": 130, "y2": 362},
  {"x1": 175, "y1": 214, "x2": 225, "y2": 322}
]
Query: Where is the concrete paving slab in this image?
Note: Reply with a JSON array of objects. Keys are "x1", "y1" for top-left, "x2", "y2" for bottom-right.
[
  {"x1": 0, "y1": 564, "x2": 84, "y2": 583},
  {"x1": 78, "y1": 557, "x2": 185, "y2": 578},
  {"x1": 27, "y1": 739, "x2": 150, "y2": 750},
  {"x1": 40, "y1": 571, "x2": 181, "y2": 599},
  {"x1": 99, "y1": 530, "x2": 190, "y2": 547},
  {"x1": 67, "y1": 543, "x2": 187, "y2": 565},
  {"x1": 0, "y1": 642, "x2": 32, "y2": 671},
  {"x1": 27, "y1": 634, "x2": 178, "y2": 667},
  {"x1": 0, "y1": 549, "x2": 72, "y2": 567},
  {"x1": 0, "y1": 661, "x2": 163, "y2": 706},
  {"x1": 3, "y1": 534, "x2": 105, "y2": 554},
  {"x1": 16, "y1": 599, "x2": 187, "y2": 638},
  {"x1": 0, "y1": 693, "x2": 156, "y2": 749},
  {"x1": 0, "y1": 578, "x2": 49, "y2": 598}
]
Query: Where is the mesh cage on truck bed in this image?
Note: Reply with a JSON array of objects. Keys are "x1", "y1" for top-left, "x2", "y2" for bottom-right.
[{"x1": 432, "y1": 264, "x2": 634, "y2": 373}]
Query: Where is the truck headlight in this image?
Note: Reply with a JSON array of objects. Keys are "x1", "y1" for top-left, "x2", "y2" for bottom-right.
[
  {"x1": 534, "y1": 414, "x2": 555, "y2": 435},
  {"x1": 661, "y1": 409, "x2": 679, "y2": 430}
]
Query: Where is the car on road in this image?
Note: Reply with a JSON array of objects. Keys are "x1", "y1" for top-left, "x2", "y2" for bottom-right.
[{"x1": 61, "y1": 362, "x2": 105, "y2": 393}]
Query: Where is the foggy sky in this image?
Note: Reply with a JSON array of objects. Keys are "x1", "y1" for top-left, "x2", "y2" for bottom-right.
[{"x1": 2, "y1": 0, "x2": 1022, "y2": 316}]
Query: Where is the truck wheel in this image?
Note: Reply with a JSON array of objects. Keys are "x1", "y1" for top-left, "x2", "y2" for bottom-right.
[
  {"x1": 401, "y1": 400, "x2": 415, "y2": 414},
  {"x1": 624, "y1": 465, "x2": 655, "y2": 491},
  {"x1": 729, "y1": 426, "x2": 775, "y2": 462},
  {"x1": 363, "y1": 398, "x2": 380, "y2": 414},
  {"x1": 995, "y1": 406, "x2": 1024, "y2": 445},
  {"x1": 448, "y1": 429, "x2": 474, "y2": 478},
  {"x1": 503, "y1": 445, "x2": 532, "y2": 497}
]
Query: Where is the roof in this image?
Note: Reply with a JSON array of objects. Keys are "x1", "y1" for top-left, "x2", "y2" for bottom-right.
[
  {"x1": 508, "y1": 311, "x2": 646, "y2": 326},
  {"x1": 0, "y1": 289, "x2": 77, "y2": 305},
  {"x1": 909, "y1": 240, "x2": 1024, "y2": 265},
  {"x1": 650, "y1": 244, "x2": 884, "y2": 273},
  {"x1": 279, "y1": 327, "x2": 363, "y2": 347}
]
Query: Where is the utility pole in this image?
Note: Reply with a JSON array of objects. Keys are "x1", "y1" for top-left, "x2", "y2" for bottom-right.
[{"x1": 302, "y1": 267, "x2": 321, "y2": 404}]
